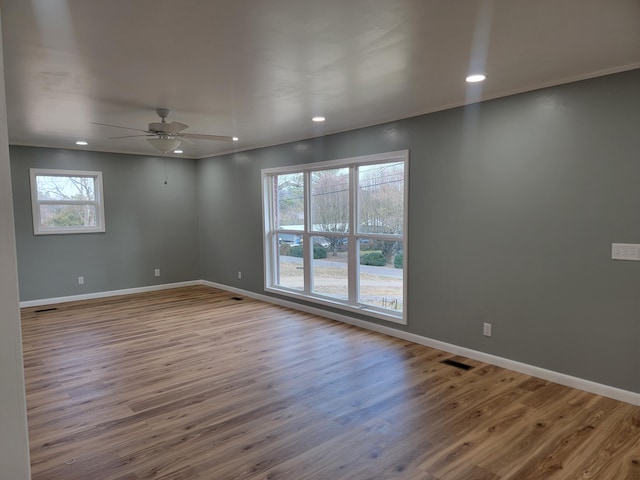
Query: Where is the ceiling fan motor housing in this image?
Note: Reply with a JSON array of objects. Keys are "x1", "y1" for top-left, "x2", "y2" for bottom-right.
[{"x1": 148, "y1": 122, "x2": 167, "y2": 134}]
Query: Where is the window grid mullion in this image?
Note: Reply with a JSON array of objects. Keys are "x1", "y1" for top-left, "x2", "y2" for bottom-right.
[
  {"x1": 269, "y1": 175, "x2": 278, "y2": 287},
  {"x1": 348, "y1": 165, "x2": 358, "y2": 304},
  {"x1": 303, "y1": 170, "x2": 312, "y2": 294}
]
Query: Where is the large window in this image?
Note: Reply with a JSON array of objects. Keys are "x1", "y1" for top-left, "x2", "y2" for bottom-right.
[
  {"x1": 263, "y1": 151, "x2": 407, "y2": 324},
  {"x1": 30, "y1": 168, "x2": 106, "y2": 235}
]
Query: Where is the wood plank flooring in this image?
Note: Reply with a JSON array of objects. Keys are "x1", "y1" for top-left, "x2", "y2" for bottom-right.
[{"x1": 21, "y1": 285, "x2": 640, "y2": 479}]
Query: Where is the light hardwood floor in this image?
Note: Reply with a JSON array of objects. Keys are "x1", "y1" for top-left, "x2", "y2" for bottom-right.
[{"x1": 21, "y1": 286, "x2": 640, "y2": 479}]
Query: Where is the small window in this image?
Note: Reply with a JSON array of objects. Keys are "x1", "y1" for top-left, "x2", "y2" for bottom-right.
[{"x1": 30, "y1": 168, "x2": 106, "y2": 235}]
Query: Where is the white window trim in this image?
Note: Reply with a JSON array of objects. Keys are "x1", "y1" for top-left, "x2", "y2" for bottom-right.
[
  {"x1": 30, "y1": 168, "x2": 106, "y2": 235},
  {"x1": 262, "y1": 150, "x2": 408, "y2": 325}
]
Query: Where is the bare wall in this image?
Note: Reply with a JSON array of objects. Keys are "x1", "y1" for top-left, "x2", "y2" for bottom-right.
[{"x1": 198, "y1": 70, "x2": 640, "y2": 394}]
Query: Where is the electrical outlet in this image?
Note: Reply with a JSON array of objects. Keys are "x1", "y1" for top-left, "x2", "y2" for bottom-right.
[
  {"x1": 611, "y1": 243, "x2": 640, "y2": 261},
  {"x1": 483, "y1": 322, "x2": 492, "y2": 337},
  {"x1": 238, "y1": 271, "x2": 242, "y2": 280},
  {"x1": 78, "y1": 276, "x2": 84, "y2": 285},
  {"x1": 154, "y1": 268, "x2": 161, "y2": 277}
]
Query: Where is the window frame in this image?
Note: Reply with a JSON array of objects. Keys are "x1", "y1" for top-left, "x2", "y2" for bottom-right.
[
  {"x1": 30, "y1": 168, "x2": 106, "y2": 235},
  {"x1": 262, "y1": 150, "x2": 408, "y2": 325}
]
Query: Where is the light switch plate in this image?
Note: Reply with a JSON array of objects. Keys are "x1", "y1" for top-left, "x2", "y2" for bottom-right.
[{"x1": 483, "y1": 322, "x2": 492, "y2": 337}]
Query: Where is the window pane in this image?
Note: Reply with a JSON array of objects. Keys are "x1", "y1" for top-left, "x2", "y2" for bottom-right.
[
  {"x1": 358, "y1": 162, "x2": 404, "y2": 235},
  {"x1": 39, "y1": 204, "x2": 98, "y2": 228},
  {"x1": 312, "y1": 235, "x2": 348, "y2": 300},
  {"x1": 358, "y1": 238, "x2": 403, "y2": 312},
  {"x1": 311, "y1": 168, "x2": 350, "y2": 234},
  {"x1": 36, "y1": 175, "x2": 96, "y2": 201},
  {"x1": 275, "y1": 234, "x2": 304, "y2": 290},
  {"x1": 274, "y1": 173, "x2": 304, "y2": 230}
]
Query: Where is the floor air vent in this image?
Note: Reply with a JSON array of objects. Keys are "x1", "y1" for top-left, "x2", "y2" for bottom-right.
[
  {"x1": 230, "y1": 297, "x2": 244, "y2": 301},
  {"x1": 440, "y1": 358, "x2": 474, "y2": 371}
]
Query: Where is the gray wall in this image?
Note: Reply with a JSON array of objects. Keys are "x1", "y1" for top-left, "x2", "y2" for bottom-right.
[
  {"x1": 198, "y1": 69, "x2": 640, "y2": 394},
  {"x1": 11, "y1": 147, "x2": 200, "y2": 301}
]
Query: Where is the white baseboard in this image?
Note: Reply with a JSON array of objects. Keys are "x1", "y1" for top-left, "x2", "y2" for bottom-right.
[
  {"x1": 203, "y1": 280, "x2": 640, "y2": 406},
  {"x1": 19, "y1": 280, "x2": 201, "y2": 308}
]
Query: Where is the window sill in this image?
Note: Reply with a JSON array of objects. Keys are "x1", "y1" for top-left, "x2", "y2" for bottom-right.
[
  {"x1": 265, "y1": 285, "x2": 407, "y2": 325},
  {"x1": 34, "y1": 227, "x2": 106, "y2": 235}
]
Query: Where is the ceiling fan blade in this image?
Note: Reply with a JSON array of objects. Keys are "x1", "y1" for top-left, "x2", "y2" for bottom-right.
[
  {"x1": 108, "y1": 134, "x2": 154, "y2": 139},
  {"x1": 165, "y1": 121, "x2": 189, "y2": 134},
  {"x1": 92, "y1": 122, "x2": 151, "y2": 134},
  {"x1": 180, "y1": 133, "x2": 235, "y2": 142}
]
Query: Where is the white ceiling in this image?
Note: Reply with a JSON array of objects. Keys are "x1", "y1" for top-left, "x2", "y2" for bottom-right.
[{"x1": 2, "y1": 0, "x2": 640, "y2": 159}]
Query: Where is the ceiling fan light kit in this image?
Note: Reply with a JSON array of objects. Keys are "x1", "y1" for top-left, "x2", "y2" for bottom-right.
[{"x1": 147, "y1": 136, "x2": 182, "y2": 154}]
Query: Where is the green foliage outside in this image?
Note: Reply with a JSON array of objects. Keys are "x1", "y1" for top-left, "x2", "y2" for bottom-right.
[
  {"x1": 394, "y1": 252, "x2": 403, "y2": 269},
  {"x1": 289, "y1": 245, "x2": 303, "y2": 257},
  {"x1": 289, "y1": 244, "x2": 328, "y2": 259},
  {"x1": 359, "y1": 240, "x2": 377, "y2": 251},
  {"x1": 360, "y1": 251, "x2": 387, "y2": 266},
  {"x1": 45, "y1": 208, "x2": 84, "y2": 227},
  {"x1": 314, "y1": 245, "x2": 328, "y2": 259},
  {"x1": 279, "y1": 243, "x2": 291, "y2": 256}
]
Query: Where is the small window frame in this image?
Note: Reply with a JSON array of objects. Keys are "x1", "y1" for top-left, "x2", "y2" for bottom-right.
[{"x1": 30, "y1": 168, "x2": 106, "y2": 235}]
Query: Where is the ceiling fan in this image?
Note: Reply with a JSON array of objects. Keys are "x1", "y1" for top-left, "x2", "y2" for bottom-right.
[{"x1": 92, "y1": 108, "x2": 236, "y2": 153}]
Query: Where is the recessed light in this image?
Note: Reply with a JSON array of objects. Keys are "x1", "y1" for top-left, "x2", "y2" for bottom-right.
[
  {"x1": 466, "y1": 74, "x2": 486, "y2": 83},
  {"x1": 232, "y1": 137, "x2": 239, "y2": 142},
  {"x1": 75, "y1": 140, "x2": 88, "y2": 146},
  {"x1": 173, "y1": 149, "x2": 183, "y2": 154},
  {"x1": 312, "y1": 116, "x2": 326, "y2": 123}
]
